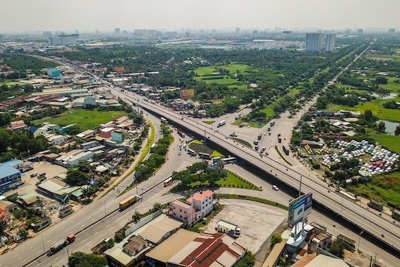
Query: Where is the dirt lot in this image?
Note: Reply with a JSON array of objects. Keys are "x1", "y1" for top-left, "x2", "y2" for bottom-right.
[
  {"x1": 203, "y1": 199, "x2": 287, "y2": 253},
  {"x1": 6, "y1": 161, "x2": 67, "y2": 196}
]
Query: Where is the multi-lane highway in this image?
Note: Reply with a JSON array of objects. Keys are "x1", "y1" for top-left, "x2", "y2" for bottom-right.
[{"x1": 124, "y1": 93, "x2": 400, "y2": 255}]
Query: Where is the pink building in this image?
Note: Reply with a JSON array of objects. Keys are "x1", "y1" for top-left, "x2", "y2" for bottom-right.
[{"x1": 169, "y1": 190, "x2": 214, "y2": 226}]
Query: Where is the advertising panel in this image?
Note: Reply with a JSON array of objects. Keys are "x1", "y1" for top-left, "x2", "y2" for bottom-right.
[
  {"x1": 180, "y1": 89, "x2": 195, "y2": 99},
  {"x1": 288, "y1": 193, "x2": 313, "y2": 227}
]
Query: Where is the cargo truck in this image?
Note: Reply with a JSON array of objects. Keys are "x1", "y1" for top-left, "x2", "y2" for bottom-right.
[
  {"x1": 47, "y1": 234, "x2": 75, "y2": 256},
  {"x1": 282, "y1": 145, "x2": 290, "y2": 155},
  {"x1": 119, "y1": 195, "x2": 138, "y2": 211}
]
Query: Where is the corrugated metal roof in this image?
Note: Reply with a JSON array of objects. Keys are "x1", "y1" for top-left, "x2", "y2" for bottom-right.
[
  {"x1": 38, "y1": 180, "x2": 64, "y2": 193},
  {"x1": 306, "y1": 254, "x2": 349, "y2": 267},
  {"x1": 0, "y1": 165, "x2": 20, "y2": 178}
]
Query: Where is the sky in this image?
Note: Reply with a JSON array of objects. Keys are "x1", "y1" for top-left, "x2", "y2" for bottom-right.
[{"x1": 1, "y1": 0, "x2": 399, "y2": 33}]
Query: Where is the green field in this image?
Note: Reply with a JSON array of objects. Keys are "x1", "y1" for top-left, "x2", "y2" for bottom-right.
[
  {"x1": 193, "y1": 64, "x2": 253, "y2": 86},
  {"x1": 33, "y1": 109, "x2": 126, "y2": 130},
  {"x1": 367, "y1": 129, "x2": 400, "y2": 154},
  {"x1": 328, "y1": 96, "x2": 400, "y2": 122},
  {"x1": 348, "y1": 171, "x2": 400, "y2": 207},
  {"x1": 380, "y1": 77, "x2": 400, "y2": 91}
]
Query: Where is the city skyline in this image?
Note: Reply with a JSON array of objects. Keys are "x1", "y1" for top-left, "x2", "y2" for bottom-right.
[{"x1": 1, "y1": 0, "x2": 399, "y2": 33}]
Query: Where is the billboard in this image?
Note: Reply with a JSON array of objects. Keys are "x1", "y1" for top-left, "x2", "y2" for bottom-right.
[
  {"x1": 180, "y1": 89, "x2": 195, "y2": 99},
  {"x1": 288, "y1": 193, "x2": 313, "y2": 227}
]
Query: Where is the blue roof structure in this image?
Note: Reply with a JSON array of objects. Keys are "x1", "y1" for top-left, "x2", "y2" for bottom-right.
[
  {"x1": 0, "y1": 159, "x2": 23, "y2": 168},
  {"x1": 0, "y1": 165, "x2": 20, "y2": 178}
]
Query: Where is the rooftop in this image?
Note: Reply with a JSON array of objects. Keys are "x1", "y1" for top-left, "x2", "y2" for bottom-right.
[{"x1": 0, "y1": 165, "x2": 20, "y2": 178}]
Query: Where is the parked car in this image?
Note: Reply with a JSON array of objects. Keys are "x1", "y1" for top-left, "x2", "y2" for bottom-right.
[{"x1": 272, "y1": 185, "x2": 279, "y2": 191}]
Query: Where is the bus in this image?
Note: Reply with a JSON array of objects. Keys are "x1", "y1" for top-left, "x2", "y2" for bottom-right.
[
  {"x1": 160, "y1": 117, "x2": 167, "y2": 124},
  {"x1": 222, "y1": 157, "x2": 237, "y2": 164},
  {"x1": 217, "y1": 120, "x2": 226, "y2": 127},
  {"x1": 187, "y1": 148, "x2": 196, "y2": 156},
  {"x1": 212, "y1": 157, "x2": 221, "y2": 165},
  {"x1": 164, "y1": 177, "x2": 173, "y2": 187},
  {"x1": 198, "y1": 152, "x2": 211, "y2": 160}
]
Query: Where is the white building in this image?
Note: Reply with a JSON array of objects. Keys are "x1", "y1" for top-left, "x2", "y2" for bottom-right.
[
  {"x1": 325, "y1": 33, "x2": 336, "y2": 52},
  {"x1": 47, "y1": 34, "x2": 78, "y2": 46},
  {"x1": 47, "y1": 135, "x2": 69, "y2": 145},
  {"x1": 305, "y1": 33, "x2": 324, "y2": 52},
  {"x1": 56, "y1": 150, "x2": 93, "y2": 167}
]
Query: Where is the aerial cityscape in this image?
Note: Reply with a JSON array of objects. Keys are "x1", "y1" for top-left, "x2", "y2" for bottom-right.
[{"x1": 0, "y1": 1, "x2": 399, "y2": 267}]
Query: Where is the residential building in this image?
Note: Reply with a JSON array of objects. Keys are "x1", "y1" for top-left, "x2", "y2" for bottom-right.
[
  {"x1": 146, "y1": 229, "x2": 246, "y2": 267},
  {"x1": 325, "y1": 33, "x2": 336, "y2": 52},
  {"x1": 105, "y1": 235, "x2": 150, "y2": 267},
  {"x1": 0, "y1": 165, "x2": 22, "y2": 192},
  {"x1": 76, "y1": 130, "x2": 95, "y2": 139},
  {"x1": 47, "y1": 68, "x2": 62, "y2": 78},
  {"x1": 305, "y1": 33, "x2": 324, "y2": 52},
  {"x1": 80, "y1": 141, "x2": 100, "y2": 150},
  {"x1": 9, "y1": 120, "x2": 27, "y2": 131},
  {"x1": 169, "y1": 190, "x2": 214, "y2": 226},
  {"x1": 111, "y1": 130, "x2": 124, "y2": 144},
  {"x1": 100, "y1": 127, "x2": 114, "y2": 138},
  {"x1": 169, "y1": 200, "x2": 197, "y2": 226},
  {"x1": 83, "y1": 96, "x2": 96, "y2": 108},
  {"x1": 0, "y1": 200, "x2": 18, "y2": 213},
  {"x1": 187, "y1": 189, "x2": 214, "y2": 217},
  {"x1": 47, "y1": 134, "x2": 69, "y2": 145}
]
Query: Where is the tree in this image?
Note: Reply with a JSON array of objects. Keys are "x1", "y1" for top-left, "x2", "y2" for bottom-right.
[
  {"x1": 132, "y1": 210, "x2": 141, "y2": 223},
  {"x1": 395, "y1": 126, "x2": 400, "y2": 136},
  {"x1": 377, "y1": 121, "x2": 386, "y2": 133},
  {"x1": 270, "y1": 233, "x2": 282, "y2": 248},
  {"x1": 68, "y1": 251, "x2": 107, "y2": 267},
  {"x1": 364, "y1": 110, "x2": 373, "y2": 122},
  {"x1": 328, "y1": 240, "x2": 345, "y2": 258},
  {"x1": 66, "y1": 169, "x2": 90, "y2": 186},
  {"x1": 152, "y1": 202, "x2": 163, "y2": 212},
  {"x1": 375, "y1": 76, "x2": 388, "y2": 84}
]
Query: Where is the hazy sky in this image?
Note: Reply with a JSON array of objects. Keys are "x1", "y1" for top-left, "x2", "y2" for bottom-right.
[{"x1": 1, "y1": 0, "x2": 399, "y2": 33}]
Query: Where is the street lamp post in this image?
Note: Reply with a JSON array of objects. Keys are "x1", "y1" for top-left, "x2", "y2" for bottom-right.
[{"x1": 41, "y1": 235, "x2": 46, "y2": 253}]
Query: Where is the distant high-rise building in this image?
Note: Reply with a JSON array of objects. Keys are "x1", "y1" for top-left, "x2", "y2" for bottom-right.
[
  {"x1": 0, "y1": 35, "x2": 4, "y2": 42},
  {"x1": 305, "y1": 33, "x2": 324, "y2": 52},
  {"x1": 115, "y1": 28, "x2": 121, "y2": 35},
  {"x1": 48, "y1": 34, "x2": 78, "y2": 46},
  {"x1": 306, "y1": 32, "x2": 335, "y2": 52},
  {"x1": 236, "y1": 27, "x2": 240, "y2": 33},
  {"x1": 325, "y1": 33, "x2": 336, "y2": 52},
  {"x1": 43, "y1": 31, "x2": 52, "y2": 39},
  {"x1": 389, "y1": 28, "x2": 395, "y2": 34},
  {"x1": 357, "y1": 28, "x2": 363, "y2": 35}
]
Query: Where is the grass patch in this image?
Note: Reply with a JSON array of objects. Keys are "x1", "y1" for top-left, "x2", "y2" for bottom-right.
[
  {"x1": 274, "y1": 146, "x2": 292, "y2": 166},
  {"x1": 261, "y1": 106, "x2": 275, "y2": 118},
  {"x1": 328, "y1": 96, "x2": 400, "y2": 122},
  {"x1": 231, "y1": 137, "x2": 252, "y2": 148},
  {"x1": 216, "y1": 171, "x2": 261, "y2": 191},
  {"x1": 366, "y1": 129, "x2": 400, "y2": 154},
  {"x1": 216, "y1": 193, "x2": 288, "y2": 210},
  {"x1": 202, "y1": 120, "x2": 215, "y2": 125},
  {"x1": 189, "y1": 142, "x2": 213, "y2": 154},
  {"x1": 34, "y1": 109, "x2": 126, "y2": 130},
  {"x1": 211, "y1": 150, "x2": 224, "y2": 158},
  {"x1": 248, "y1": 121, "x2": 266, "y2": 128},
  {"x1": 347, "y1": 171, "x2": 400, "y2": 207}
]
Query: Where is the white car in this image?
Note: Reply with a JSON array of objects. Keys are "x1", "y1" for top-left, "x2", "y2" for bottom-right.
[{"x1": 272, "y1": 185, "x2": 279, "y2": 191}]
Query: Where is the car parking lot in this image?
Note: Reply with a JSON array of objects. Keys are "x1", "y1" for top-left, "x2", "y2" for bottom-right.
[{"x1": 203, "y1": 199, "x2": 287, "y2": 253}]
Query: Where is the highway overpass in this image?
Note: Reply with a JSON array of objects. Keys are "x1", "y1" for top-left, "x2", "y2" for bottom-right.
[{"x1": 120, "y1": 93, "x2": 400, "y2": 256}]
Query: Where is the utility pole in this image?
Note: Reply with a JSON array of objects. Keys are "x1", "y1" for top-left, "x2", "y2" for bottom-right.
[{"x1": 41, "y1": 235, "x2": 46, "y2": 253}]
